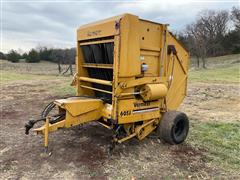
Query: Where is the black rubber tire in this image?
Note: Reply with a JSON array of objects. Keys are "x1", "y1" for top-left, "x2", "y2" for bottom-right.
[{"x1": 157, "y1": 111, "x2": 189, "y2": 145}]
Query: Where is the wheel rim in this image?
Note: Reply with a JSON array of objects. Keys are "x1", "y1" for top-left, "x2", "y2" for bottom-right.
[{"x1": 174, "y1": 119, "x2": 185, "y2": 137}]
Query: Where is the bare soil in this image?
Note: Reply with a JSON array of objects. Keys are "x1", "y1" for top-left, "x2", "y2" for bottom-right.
[
  {"x1": 180, "y1": 82, "x2": 240, "y2": 122},
  {"x1": 0, "y1": 80, "x2": 239, "y2": 179}
]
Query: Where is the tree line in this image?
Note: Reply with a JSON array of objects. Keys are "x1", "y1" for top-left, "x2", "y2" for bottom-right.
[
  {"x1": 0, "y1": 47, "x2": 76, "y2": 74},
  {"x1": 0, "y1": 6, "x2": 239, "y2": 70},
  {"x1": 177, "y1": 6, "x2": 240, "y2": 68}
]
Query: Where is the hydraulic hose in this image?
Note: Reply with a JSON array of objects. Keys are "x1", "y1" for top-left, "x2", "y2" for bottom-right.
[
  {"x1": 25, "y1": 101, "x2": 65, "y2": 135},
  {"x1": 41, "y1": 101, "x2": 55, "y2": 118}
]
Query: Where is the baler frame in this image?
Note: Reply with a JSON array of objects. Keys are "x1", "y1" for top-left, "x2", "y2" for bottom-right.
[{"x1": 25, "y1": 14, "x2": 190, "y2": 154}]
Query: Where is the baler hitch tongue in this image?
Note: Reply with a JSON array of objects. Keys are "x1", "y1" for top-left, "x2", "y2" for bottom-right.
[{"x1": 25, "y1": 97, "x2": 105, "y2": 150}]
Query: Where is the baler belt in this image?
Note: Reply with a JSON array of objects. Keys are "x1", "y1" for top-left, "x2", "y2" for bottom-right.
[{"x1": 81, "y1": 42, "x2": 114, "y2": 103}]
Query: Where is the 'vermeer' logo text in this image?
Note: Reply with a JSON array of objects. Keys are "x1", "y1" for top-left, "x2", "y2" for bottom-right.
[{"x1": 87, "y1": 30, "x2": 101, "y2": 36}]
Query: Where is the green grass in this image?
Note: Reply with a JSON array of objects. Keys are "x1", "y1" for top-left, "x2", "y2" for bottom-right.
[
  {"x1": 189, "y1": 121, "x2": 240, "y2": 171},
  {"x1": 0, "y1": 59, "x2": 75, "y2": 75},
  {"x1": 190, "y1": 54, "x2": 240, "y2": 68},
  {"x1": 1, "y1": 56, "x2": 240, "y2": 175},
  {"x1": 0, "y1": 70, "x2": 59, "y2": 83},
  {"x1": 0, "y1": 70, "x2": 56, "y2": 82},
  {"x1": 1, "y1": 70, "x2": 75, "y2": 96},
  {"x1": 1, "y1": 71, "x2": 36, "y2": 81},
  {"x1": 51, "y1": 80, "x2": 76, "y2": 96},
  {"x1": 206, "y1": 54, "x2": 240, "y2": 65},
  {"x1": 189, "y1": 65, "x2": 240, "y2": 83}
]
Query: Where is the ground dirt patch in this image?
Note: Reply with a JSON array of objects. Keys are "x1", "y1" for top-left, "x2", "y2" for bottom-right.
[
  {"x1": 1, "y1": 56, "x2": 240, "y2": 179},
  {"x1": 1, "y1": 79, "x2": 239, "y2": 179},
  {"x1": 180, "y1": 82, "x2": 240, "y2": 122}
]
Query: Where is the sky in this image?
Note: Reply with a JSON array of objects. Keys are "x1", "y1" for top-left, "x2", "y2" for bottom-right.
[{"x1": 1, "y1": 0, "x2": 239, "y2": 53}]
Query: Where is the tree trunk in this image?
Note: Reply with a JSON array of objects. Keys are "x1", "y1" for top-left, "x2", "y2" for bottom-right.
[
  {"x1": 62, "y1": 66, "x2": 70, "y2": 75},
  {"x1": 196, "y1": 56, "x2": 200, "y2": 68},
  {"x1": 62, "y1": 64, "x2": 73, "y2": 75},
  {"x1": 69, "y1": 63, "x2": 73, "y2": 75},
  {"x1": 58, "y1": 60, "x2": 62, "y2": 74},
  {"x1": 202, "y1": 57, "x2": 207, "y2": 69}
]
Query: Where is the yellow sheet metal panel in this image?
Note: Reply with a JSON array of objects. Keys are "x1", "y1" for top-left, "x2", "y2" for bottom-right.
[
  {"x1": 139, "y1": 51, "x2": 160, "y2": 76},
  {"x1": 118, "y1": 14, "x2": 141, "y2": 77},
  {"x1": 77, "y1": 15, "x2": 124, "y2": 41},
  {"x1": 117, "y1": 99, "x2": 160, "y2": 124},
  {"x1": 139, "y1": 20, "x2": 162, "y2": 51},
  {"x1": 165, "y1": 32, "x2": 189, "y2": 110},
  {"x1": 55, "y1": 98, "x2": 103, "y2": 117},
  {"x1": 64, "y1": 108, "x2": 102, "y2": 128}
]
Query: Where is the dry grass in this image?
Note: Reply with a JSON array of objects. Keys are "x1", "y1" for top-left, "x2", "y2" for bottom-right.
[
  {"x1": 0, "y1": 54, "x2": 240, "y2": 179},
  {"x1": 0, "y1": 60, "x2": 75, "y2": 75}
]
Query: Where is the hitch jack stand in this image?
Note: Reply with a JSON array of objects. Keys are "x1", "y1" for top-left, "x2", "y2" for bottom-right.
[{"x1": 44, "y1": 117, "x2": 50, "y2": 153}]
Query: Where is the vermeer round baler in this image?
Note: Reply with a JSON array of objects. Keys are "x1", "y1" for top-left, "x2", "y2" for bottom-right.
[{"x1": 25, "y1": 14, "x2": 190, "y2": 153}]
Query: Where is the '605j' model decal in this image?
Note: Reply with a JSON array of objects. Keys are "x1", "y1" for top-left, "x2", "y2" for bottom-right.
[{"x1": 119, "y1": 110, "x2": 131, "y2": 117}]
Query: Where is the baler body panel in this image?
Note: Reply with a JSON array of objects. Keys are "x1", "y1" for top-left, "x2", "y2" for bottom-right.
[
  {"x1": 31, "y1": 14, "x2": 190, "y2": 148},
  {"x1": 75, "y1": 14, "x2": 189, "y2": 124}
]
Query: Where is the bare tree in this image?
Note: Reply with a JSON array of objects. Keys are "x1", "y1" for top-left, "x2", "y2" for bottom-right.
[
  {"x1": 231, "y1": 6, "x2": 240, "y2": 30},
  {"x1": 68, "y1": 48, "x2": 76, "y2": 75},
  {"x1": 184, "y1": 9, "x2": 229, "y2": 68},
  {"x1": 197, "y1": 10, "x2": 229, "y2": 56},
  {"x1": 61, "y1": 48, "x2": 76, "y2": 75},
  {"x1": 50, "y1": 49, "x2": 65, "y2": 74},
  {"x1": 186, "y1": 22, "x2": 207, "y2": 68}
]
